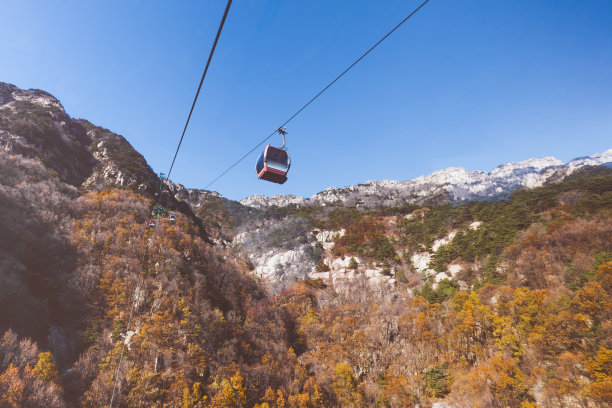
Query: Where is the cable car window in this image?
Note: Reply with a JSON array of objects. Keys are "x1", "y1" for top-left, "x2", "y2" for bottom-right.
[
  {"x1": 267, "y1": 148, "x2": 287, "y2": 163},
  {"x1": 266, "y1": 147, "x2": 289, "y2": 171},
  {"x1": 267, "y1": 159, "x2": 288, "y2": 172},
  {"x1": 256, "y1": 152, "x2": 265, "y2": 173}
]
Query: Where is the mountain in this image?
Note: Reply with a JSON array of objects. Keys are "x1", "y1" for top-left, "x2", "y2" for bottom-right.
[
  {"x1": 1, "y1": 82, "x2": 611, "y2": 408},
  {"x1": 241, "y1": 151, "x2": 612, "y2": 209},
  {"x1": 0, "y1": 82, "x2": 159, "y2": 193},
  {"x1": 0, "y1": 82, "x2": 213, "y2": 239}
]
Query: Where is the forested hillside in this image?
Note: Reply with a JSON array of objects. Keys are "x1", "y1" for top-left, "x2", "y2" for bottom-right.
[
  {"x1": 1, "y1": 147, "x2": 610, "y2": 407},
  {"x1": 1, "y1": 82, "x2": 611, "y2": 408}
]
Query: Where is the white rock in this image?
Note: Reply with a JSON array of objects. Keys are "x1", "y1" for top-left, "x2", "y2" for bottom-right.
[
  {"x1": 315, "y1": 229, "x2": 345, "y2": 249},
  {"x1": 411, "y1": 253, "x2": 432, "y2": 273},
  {"x1": 240, "y1": 194, "x2": 307, "y2": 209},
  {"x1": 469, "y1": 221, "x2": 481, "y2": 230},
  {"x1": 250, "y1": 244, "x2": 315, "y2": 280},
  {"x1": 311, "y1": 271, "x2": 330, "y2": 280},
  {"x1": 123, "y1": 330, "x2": 138, "y2": 350},
  {"x1": 329, "y1": 255, "x2": 358, "y2": 271},
  {"x1": 432, "y1": 231, "x2": 457, "y2": 252},
  {"x1": 433, "y1": 272, "x2": 449, "y2": 284},
  {"x1": 448, "y1": 264, "x2": 462, "y2": 277},
  {"x1": 364, "y1": 268, "x2": 383, "y2": 278},
  {"x1": 232, "y1": 231, "x2": 249, "y2": 245}
]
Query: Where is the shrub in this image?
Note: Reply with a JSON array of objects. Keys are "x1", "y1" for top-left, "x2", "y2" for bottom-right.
[
  {"x1": 424, "y1": 364, "x2": 450, "y2": 397},
  {"x1": 414, "y1": 279, "x2": 458, "y2": 304},
  {"x1": 316, "y1": 260, "x2": 330, "y2": 272},
  {"x1": 395, "y1": 269, "x2": 409, "y2": 283},
  {"x1": 111, "y1": 319, "x2": 126, "y2": 342}
]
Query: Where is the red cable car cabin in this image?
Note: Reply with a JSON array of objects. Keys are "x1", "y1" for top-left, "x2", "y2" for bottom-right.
[{"x1": 256, "y1": 145, "x2": 291, "y2": 184}]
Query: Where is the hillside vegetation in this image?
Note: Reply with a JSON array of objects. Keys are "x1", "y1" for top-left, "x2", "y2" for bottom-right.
[
  {"x1": 3, "y1": 81, "x2": 612, "y2": 407},
  {"x1": 0, "y1": 147, "x2": 610, "y2": 407}
]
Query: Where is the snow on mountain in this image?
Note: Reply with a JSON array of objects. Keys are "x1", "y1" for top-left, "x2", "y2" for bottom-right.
[
  {"x1": 240, "y1": 149, "x2": 612, "y2": 209},
  {"x1": 566, "y1": 149, "x2": 612, "y2": 172}
]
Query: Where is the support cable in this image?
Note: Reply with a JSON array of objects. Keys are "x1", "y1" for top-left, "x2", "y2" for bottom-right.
[
  {"x1": 204, "y1": 0, "x2": 430, "y2": 189},
  {"x1": 109, "y1": 1, "x2": 242, "y2": 407},
  {"x1": 166, "y1": 0, "x2": 233, "y2": 182}
]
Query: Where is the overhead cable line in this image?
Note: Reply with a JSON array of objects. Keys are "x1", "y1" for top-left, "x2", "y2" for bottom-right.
[
  {"x1": 204, "y1": 0, "x2": 431, "y2": 189},
  {"x1": 160, "y1": 0, "x2": 246, "y2": 406},
  {"x1": 110, "y1": 1, "x2": 244, "y2": 407},
  {"x1": 166, "y1": 0, "x2": 233, "y2": 182}
]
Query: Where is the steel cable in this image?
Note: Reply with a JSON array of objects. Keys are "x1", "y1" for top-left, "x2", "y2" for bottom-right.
[
  {"x1": 109, "y1": 1, "x2": 244, "y2": 407},
  {"x1": 166, "y1": 0, "x2": 233, "y2": 182},
  {"x1": 204, "y1": 0, "x2": 431, "y2": 189}
]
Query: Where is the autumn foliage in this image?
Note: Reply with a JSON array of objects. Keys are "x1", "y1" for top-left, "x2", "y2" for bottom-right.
[{"x1": 0, "y1": 151, "x2": 611, "y2": 407}]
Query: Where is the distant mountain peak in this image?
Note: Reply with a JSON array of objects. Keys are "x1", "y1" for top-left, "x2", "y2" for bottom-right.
[{"x1": 240, "y1": 150, "x2": 611, "y2": 209}]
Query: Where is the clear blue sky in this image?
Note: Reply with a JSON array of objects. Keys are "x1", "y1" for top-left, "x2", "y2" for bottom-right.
[{"x1": 1, "y1": 0, "x2": 611, "y2": 200}]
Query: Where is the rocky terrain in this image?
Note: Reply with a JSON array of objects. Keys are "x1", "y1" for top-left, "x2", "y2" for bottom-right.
[
  {"x1": 234, "y1": 151, "x2": 612, "y2": 285},
  {"x1": 0, "y1": 83, "x2": 159, "y2": 192}
]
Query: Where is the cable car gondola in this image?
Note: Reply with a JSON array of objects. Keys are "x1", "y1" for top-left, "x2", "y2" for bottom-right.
[{"x1": 256, "y1": 127, "x2": 291, "y2": 184}]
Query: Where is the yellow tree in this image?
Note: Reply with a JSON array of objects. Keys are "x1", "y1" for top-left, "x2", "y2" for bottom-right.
[
  {"x1": 210, "y1": 371, "x2": 247, "y2": 408},
  {"x1": 585, "y1": 347, "x2": 612, "y2": 405},
  {"x1": 33, "y1": 352, "x2": 59, "y2": 383},
  {"x1": 332, "y1": 362, "x2": 363, "y2": 408},
  {"x1": 254, "y1": 387, "x2": 276, "y2": 408},
  {"x1": 183, "y1": 382, "x2": 209, "y2": 408},
  {"x1": 0, "y1": 364, "x2": 25, "y2": 407},
  {"x1": 594, "y1": 261, "x2": 612, "y2": 292}
]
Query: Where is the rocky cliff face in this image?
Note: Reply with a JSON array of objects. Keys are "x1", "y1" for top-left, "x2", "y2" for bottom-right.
[
  {"x1": 0, "y1": 83, "x2": 96, "y2": 185},
  {"x1": 78, "y1": 119, "x2": 159, "y2": 193},
  {"x1": 0, "y1": 82, "x2": 159, "y2": 194},
  {"x1": 164, "y1": 181, "x2": 227, "y2": 210},
  {"x1": 241, "y1": 150, "x2": 612, "y2": 209}
]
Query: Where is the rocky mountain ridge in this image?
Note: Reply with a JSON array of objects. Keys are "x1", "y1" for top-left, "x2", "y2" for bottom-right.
[
  {"x1": 0, "y1": 82, "x2": 159, "y2": 193},
  {"x1": 241, "y1": 150, "x2": 612, "y2": 209},
  {"x1": 4, "y1": 81, "x2": 610, "y2": 218}
]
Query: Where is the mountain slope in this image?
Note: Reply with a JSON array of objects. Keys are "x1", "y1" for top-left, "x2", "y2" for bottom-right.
[
  {"x1": 0, "y1": 83, "x2": 95, "y2": 185},
  {"x1": 0, "y1": 82, "x2": 610, "y2": 407},
  {"x1": 0, "y1": 82, "x2": 159, "y2": 194}
]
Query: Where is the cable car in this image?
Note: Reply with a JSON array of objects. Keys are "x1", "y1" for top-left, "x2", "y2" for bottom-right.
[{"x1": 256, "y1": 128, "x2": 291, "y2": 184}]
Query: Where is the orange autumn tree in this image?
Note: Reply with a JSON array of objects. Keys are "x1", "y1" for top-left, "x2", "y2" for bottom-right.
[{"x1": 585, "y1": 347, "x2": 612, "y2": 405}]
